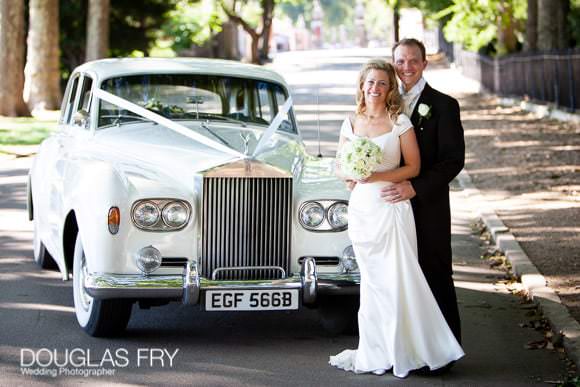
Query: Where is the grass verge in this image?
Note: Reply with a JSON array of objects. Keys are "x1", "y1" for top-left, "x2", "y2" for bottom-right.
[{"x1": 0, "y1": 115, "x2": 58, "y2": 145}]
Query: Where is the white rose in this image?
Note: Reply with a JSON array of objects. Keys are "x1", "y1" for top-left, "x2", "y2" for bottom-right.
[{"x1": 418, "y1": 103, "x2": 430, "y2": 117}]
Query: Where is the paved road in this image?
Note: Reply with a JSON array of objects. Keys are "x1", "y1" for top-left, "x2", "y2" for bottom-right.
[{"x1": 0, "y1": 48, "x2": 572, "y2": 386}]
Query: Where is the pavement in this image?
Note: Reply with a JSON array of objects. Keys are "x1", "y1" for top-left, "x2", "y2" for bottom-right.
[
  {"x1": 0, "y1": 145, "x2": 38, "y2": 160},
  {"x1": 457, "y1": 170, "x2": 580, "y2": 372}
]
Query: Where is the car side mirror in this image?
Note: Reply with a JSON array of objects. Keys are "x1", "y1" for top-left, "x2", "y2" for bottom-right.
[{"x1": 73, "y1": 109, "x2": 90, "y2": 128}]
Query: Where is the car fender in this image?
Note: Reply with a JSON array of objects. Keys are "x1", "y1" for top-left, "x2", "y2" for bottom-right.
[
  {"x1": 61, "y1": 159, "x2": 130, "y2": 274},
  {"x1": 291, "y1": 157, "x2": 352, "y2": 270}
]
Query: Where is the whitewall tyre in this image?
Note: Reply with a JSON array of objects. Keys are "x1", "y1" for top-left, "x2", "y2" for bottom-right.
[{"x1": 72, "y1": 234, "x2": 132, "y2": 337}]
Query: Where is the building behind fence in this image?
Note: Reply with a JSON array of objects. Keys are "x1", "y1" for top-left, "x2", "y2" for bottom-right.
[{"x1": 447, "y1": 44, "x2": 580, "y2": 112}]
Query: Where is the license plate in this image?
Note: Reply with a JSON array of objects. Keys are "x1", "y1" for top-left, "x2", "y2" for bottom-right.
[{"x1": 205, "y1": 289, "x2": 299, "y2": 311}]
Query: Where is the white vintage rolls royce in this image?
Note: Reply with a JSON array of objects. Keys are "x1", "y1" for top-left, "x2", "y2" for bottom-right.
[{"x1": 28, "y1": 58, "x2": 359, "y2": 337}]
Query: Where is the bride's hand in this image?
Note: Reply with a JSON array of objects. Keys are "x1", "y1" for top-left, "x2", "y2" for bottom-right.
[
  {"x1": 345, "y1": 179, "x2": 357, "y2": 191},
  {"x1": 357, "y1": 172, "x2": 377, "y2": 184}
]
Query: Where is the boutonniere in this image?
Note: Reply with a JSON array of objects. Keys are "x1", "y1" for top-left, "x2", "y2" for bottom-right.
[{"x1": 417, "y1": 103, "x2": 432, "y2": 130}]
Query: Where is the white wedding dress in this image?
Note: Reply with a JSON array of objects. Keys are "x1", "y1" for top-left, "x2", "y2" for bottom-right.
[{"x1": 329, "y1": 114, "x2": 464, "y2": 378}]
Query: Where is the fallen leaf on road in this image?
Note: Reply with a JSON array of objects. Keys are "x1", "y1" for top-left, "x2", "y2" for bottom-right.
[
  {"x1": 525, "y1": 340, "x2": 547, "y2": 350},
  {"x1": 552, "y1": 332, "x2": 564, "y2": 347},
  {"x1": 463, "y1": 301, "x2": 493, "y2": 309}
]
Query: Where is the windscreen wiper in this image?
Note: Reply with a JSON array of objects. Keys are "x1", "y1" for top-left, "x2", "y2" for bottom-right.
[{"x1": 200, "y1": 120, "x2": 234, "y2": 149}]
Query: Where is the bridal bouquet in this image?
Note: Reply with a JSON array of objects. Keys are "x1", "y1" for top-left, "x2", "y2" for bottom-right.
[{"x1": 338, "y1": 138, "x2": 383, "y2": 180}]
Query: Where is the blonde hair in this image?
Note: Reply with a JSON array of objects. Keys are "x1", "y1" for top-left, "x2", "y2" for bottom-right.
[{"x1": 355, "y1": 59, "x2": 402, "y2": 119}]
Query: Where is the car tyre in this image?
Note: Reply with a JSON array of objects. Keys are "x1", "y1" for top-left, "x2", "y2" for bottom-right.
[
  {"x1": 319, "y1": 295, "x2": 359, "y2": 336},
  {"x1": 73, "y1": 234, "x2": 132, "y2": 337}
]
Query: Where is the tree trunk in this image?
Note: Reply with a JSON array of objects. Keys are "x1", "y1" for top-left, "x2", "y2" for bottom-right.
[
  {"x1": 221, "y1": 0, "x2": 263, "y2": 64},
  {"x1": 525, "y1": 0, "x2": 538, "y2": 51},
  {"x1": 85, "y1": 0, "x2": 110, "y2": 61},
  {"x1": 250, "y1": 35, "x2": 260, "y2": 64},
  {"x1": 259, "y1": 0, "x2": 274, "y2": 62},
  {"x1": 24, "y1": 0, "x2": 61, "y2": 111},
  {"x1": 537, "y1": 0, "x2": 558, "y2": 50},
  {"x1": 496, "y1": 1, "x2": 517, "y2": 55},
  {"x1": 556, "y1": 0, "x2": 570, "y2": 49},
  {"x1": 0, "y1": 0, "x2": 30, "y2": 116},
  {"x1": 220, "y1": 21, "x2": 239, "y2": 59},
  {"x1": 393, "y1": 0, "x2": 400, "y2": 43}
]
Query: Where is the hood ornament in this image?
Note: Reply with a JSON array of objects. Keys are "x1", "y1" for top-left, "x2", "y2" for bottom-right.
[{"x1": 240, "y1": 133, "x2": 250, "y2": 156}]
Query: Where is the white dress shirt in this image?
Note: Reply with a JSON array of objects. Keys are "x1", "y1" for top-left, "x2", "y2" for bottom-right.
[{"x1": 399, "y1": 77, "x2": 426, "y2": 117}]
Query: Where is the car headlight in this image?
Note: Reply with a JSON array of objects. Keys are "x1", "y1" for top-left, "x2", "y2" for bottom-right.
[
  {"x1": 133, "y1": 201, "x2": 160, "y2": 228},
  {"x1": 162, "y1": 201, "x2": 189, "y2": 228},
  {"x1": 299, "y1": 202, "x2": 325, "y2": 228},
  {"x1": 135, "y1": 245, "x2": 162, "y2": 274},
  {"x1": 327, "y1": 202, "x2": 348, "y2": 230},
  {"x1": 132, "y1": 199, "x2": 191, "y2": 231},
  {"x1": 299, "y1": 200, "x2": 348, "y2": 232}
]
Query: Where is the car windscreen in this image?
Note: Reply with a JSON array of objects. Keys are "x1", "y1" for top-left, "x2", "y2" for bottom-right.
[{"x1": 97, "y1": 74, "x2": 296, "y2": 134}]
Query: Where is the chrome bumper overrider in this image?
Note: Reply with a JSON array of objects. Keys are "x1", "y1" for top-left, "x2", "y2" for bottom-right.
[{"x1": 84, "y1": 258, "x2": 360, "y2": 306}]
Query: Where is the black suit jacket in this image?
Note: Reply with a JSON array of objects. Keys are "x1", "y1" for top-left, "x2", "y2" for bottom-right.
[{"x1": 408, "y1": 83, "x2": 465, "y2": 276}]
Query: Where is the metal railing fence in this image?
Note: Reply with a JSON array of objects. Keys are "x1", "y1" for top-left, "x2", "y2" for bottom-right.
[{"x1": 452, "y1": 46, "x2": 579, "y2": 111}]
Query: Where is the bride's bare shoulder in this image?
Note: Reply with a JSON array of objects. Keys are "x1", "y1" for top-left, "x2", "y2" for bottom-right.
[{"x1": 351, "y1": 113, "x2": 366, "y2": 127}]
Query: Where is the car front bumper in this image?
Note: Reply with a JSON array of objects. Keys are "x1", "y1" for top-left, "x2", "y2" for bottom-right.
[{"x1": 84, "y1": 257, "x2": 360, "y2": 306}]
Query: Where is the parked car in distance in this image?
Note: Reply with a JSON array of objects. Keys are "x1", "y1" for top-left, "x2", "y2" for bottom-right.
[{"x1": 28, "y1": 58, "x2": 359, "y2": 337}]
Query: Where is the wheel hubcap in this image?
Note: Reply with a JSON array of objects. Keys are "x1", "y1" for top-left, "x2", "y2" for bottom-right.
[{"x1": 78, "y1": 256, "x2": 92, "y2": 312}]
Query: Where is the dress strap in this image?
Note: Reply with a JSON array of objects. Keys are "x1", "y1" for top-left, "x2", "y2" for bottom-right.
[
  {"x1": 340, "y1": 116, "x2": 357, "y2": 140},
  {"x1": 395, "y1": 114, "x2": 413, "y2": 136}
]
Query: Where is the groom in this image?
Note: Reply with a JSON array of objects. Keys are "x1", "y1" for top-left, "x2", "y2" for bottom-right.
[{"x1": 381, "y1": 38, "x2": 465, "y2": 344}]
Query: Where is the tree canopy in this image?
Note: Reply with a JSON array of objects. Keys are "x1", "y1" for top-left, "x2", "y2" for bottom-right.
[
  {"x1": 60, "y1": 0, "x2": 178, "y2": 80},
  {"x1": 2, "y1": 0, "x2": 580, "y2": 117},
  {"x1": 436, "y1": 0, "x2": 526, "y2": 55}
]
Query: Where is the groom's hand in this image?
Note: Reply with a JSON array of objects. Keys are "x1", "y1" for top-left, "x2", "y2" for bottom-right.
[{"x1": 381, "y1": 180, "x2": 416, "y2": 203}]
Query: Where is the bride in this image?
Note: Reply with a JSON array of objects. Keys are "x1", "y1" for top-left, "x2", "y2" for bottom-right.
[{"x1": 329, "y1": 59, "x2": 464, "y2": 378}]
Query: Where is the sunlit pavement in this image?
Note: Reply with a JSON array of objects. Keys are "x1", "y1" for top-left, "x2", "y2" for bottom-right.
[{"x1": 0, "y1": 48, "x2": 572, "y2": 385}]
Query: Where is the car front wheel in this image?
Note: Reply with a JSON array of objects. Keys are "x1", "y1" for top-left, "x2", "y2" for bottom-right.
[
  {"x1": 73, "y1": 234, "x2": 132, "y2": 337},
  {"x1": 318, "y1": 295, "x2": 359, "y2": 336}
]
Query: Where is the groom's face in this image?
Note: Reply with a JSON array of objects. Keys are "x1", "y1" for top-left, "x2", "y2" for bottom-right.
[{"x1": 393, "y1": 44, "x2": 428, "y2": 92}]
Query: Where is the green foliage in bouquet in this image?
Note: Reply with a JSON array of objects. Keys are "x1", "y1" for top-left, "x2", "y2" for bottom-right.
[{"x1": 338, "y1": 138, "x2": 383, "y2": 180}]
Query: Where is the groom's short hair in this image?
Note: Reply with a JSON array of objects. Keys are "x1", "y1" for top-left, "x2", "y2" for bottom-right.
[{"x1": 392, "y1": 38, "x2": 426, "y2": 61}]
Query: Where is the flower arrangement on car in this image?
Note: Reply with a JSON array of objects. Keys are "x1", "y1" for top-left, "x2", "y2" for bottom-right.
[{"x1": 144, "y1": 98, "x2": 185, "y2": 117}]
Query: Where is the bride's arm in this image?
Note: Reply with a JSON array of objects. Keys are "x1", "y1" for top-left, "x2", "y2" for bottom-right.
[
  {"x1": 335, "y1": 134, "x2": 357, "y2": 190},
  {"x1": 334, "y1": 134, "x2": 350, "y2": 181},
  {"x1": 366, "y1": 127, "x2": 420, "y2": 183}
]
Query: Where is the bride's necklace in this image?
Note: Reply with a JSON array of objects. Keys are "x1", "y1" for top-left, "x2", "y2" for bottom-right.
[{"x1": 363, "y1": 112, "x2": 387, "y2": 122}]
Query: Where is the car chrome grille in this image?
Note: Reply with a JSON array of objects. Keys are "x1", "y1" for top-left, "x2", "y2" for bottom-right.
[
  {"x1": 161, "y1": 257, "x2": 188, "y2": 267},
  {"x1": 202, "y1": 176, "x2": 293, "y2": 280}
]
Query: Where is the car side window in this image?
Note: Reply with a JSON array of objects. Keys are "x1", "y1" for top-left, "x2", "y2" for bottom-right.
[
  {"x1": 72, "y1": 76, "x2": 94, "y2": 130},
  {"x1": 256, "y1": 82, "x2": 273, "y2": 123},
  {"x1": 79, "y1": 76, "x2": 94, "y2": 113},
  {"x1": 60, "y1": 74, "x2": 80, "y2": 124},
  {"x1": 274, "y1": 86, "x2": 295, "y2": 134}
]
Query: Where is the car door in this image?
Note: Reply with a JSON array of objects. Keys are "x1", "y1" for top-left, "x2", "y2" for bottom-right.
[
  {"x1": 32, "y1": 73, "x2": 81, "y2": 258},
  {"x1": 45, "y1": 73, "x2": 94, "y2": 256}
]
